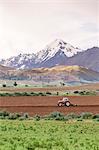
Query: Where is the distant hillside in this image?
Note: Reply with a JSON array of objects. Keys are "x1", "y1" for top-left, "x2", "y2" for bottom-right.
[
  {"x1": 0, "y1": 65, "x2": 14, "y2": 71},
  {"x1": 66, "y1": 47, "x2": 99, "y2": 72},
  {"x1": 0, "y1": 65, "x2": 99, "y2": 84},
  {"x1": 0, "y1": 65, "x2": 15, "y2": 79}
]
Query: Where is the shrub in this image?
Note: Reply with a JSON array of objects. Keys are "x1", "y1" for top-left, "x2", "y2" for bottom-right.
[
  {"x1": 30, "y1": 92, "x2": 39, "y2": 96},
  {"x1": 8, "y1": 113, "x2": 18, "y2": 120},
  {"x1": 0, "y1": 110, "x2": 9, "y2": 117},
  {"x1": 2, "y1": 84, "x2": 6, "y2": 87},
  {"x1": 14, "y1": 92, "x2": 23, "y2": 96},
  {"x1": 28, "y1": 117, "x2": 34, "y2": 120},
  {"x1": 38, "y1": 92, "x2": 46, "y2": 96},
  {"x1": 19, "y1": 116, "x2": 26, "y2": 121},
  {"x1": 80, "y1": 112, "x2": 93, "y2": 119},
  {"x1": 49, "y1": 112, "x2": 64, "y2": 120},
  {"x1": 5, "y1": 93, "x2": 13, "y2": 96},
  {"x1": 77, "y1": 118, "x2": 83, "y2": 121},
  {"x1": 13, "y1": 82, "x2": 17, "y2": 87},
  {"x1": 23, "y1": 113, "x2": 29, "y2": 119},
  {"x1": 74, "y1": 91, "x2": 79, "y2": 94},
  {"x1": 55, "y1": 115, "x2": 64, "y2": 121},
  {"x1": 20, "y1": 92, "x2": 31, "y2": 96},
  {"x1": 92, "y1": 114, "x2": 99, "y2": 119},
  {"x1": 30, "y1": 92, "x2": 35, "y2": 95},
  {"x1": 79, "y1": 91, "x2": 85, "y2": 95},
  {"x1": 0, "y1": 93, "x2": 9, "y2": 96},
  {"x1": 34, "y1": 115, "x2": 41, "y2": 121},
  {"x1": 64, "y1": 116, "x2": 69, "y2": 121},
  {"x1": 13, "y1": 113, "x2": 21, "y2": 119},
  {"x1": 0, "y1": 111, "x2": 5, "y2": 116},
  {"x1": 66, "y1": 113, "x2": 79, "y2": 119},
  {"x1": 0, "y1": 116, "x2": 5, "y2": 119},
  {"x1": 56, "y1": 92, "x2": 59, "y2": 95},
  {"x1": 95, "y1": 118, "x2": 99, "y2": 122},
  {"x1": 46, "y1": 92, "x2": 52, "y2": 95}
]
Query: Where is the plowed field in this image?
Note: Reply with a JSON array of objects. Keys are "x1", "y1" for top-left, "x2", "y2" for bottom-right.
[{"x1": 0, "y1": 96, "x2": 99, "y2": 115}]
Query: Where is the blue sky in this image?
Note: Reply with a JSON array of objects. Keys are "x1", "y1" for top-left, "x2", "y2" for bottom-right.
[{"x1": 0, "y1": 0, "x2": 98, "y2": 58}]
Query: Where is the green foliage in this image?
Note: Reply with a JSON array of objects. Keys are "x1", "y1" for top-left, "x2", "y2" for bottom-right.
[
  {"x1": 0, "y1": 91, "x2": 48, "y2": 97},
  {"x1": 92, "y1": 114, "x2": 99, "y2": 119},
  {"x1": 18, "y1": 116, "x2": 27, "y2": 121},
  {"x1": 80, "y1": 112, "x2": 93, "y2": 119},
  {"x1": 66, "y1": 113, "x2": 80, "y2": 119},
  {"x1": 0, "y1": 90, "x2": 97, "y2": 97},
  {"x1": 38, "y1": 92, "x2": 46, "y2": 96},
  {"x1": 0, "y1": 110, "x2": 98, "y2": 122},
  {"x1": 0, "y1": 120, "x2": 99, "y2": 150},
  {"x1": 95, "y1": 118, "x2": 99, "y2": 122},
  {"x1": 56, "y1": 91, "x2": 59, "y2": 95},
  {"x1": 25, "y1": 84, "x2": 29, "y2": 87},
  {"x1": 46, "y1": 91, "x2": 52, "y2": 95},
  {"x1": 0, "y1": 93, "x2": 10, "y2": 96},
  {"x1": 77, "y1": 118, "x2": 83, "y2": 121},
  {"x1": 79, "y1": 91, "x2": 96, "y2": 95},
  {"x1": 18, "y1": 113, "x2": 29, "y2": 120},
  {"x1": 34, "y1": 115, "x2": 41, "y2": 121},
  {"x1": 8, "y1": 113, "x2": 18, "y2": 120},
  {"x1": 0, "y1": 110, "x2": 9, "y2": 117},
  {"x1": 0, "y1": 116, "x2": 5, "y2": 119},
  {"x1": 73, "y1": 90, "x2": 96, "y2": 96},
  {"x1": 48, "y1": 112, "x2": 65, "y2": 120},
  {"x1": 23, "y1": 113, "x2": 29, "y2": 119}
]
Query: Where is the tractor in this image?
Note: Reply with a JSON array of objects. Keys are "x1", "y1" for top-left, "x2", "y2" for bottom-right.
[{"x1": 58, "y1": 97, "x2": 77, "y2": 107}]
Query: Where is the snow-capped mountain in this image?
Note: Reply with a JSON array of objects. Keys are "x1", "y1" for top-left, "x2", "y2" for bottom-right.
[
  {"x1": 36, "y1": 39, "x2": 83, "y2": 63},
  {"x1": 0, "y1": 53, "x2": 36, "y2": 69},
  {"x1": 0, "y1": 39, "x2": 83, "y2": 69},
  {"x1": 0, "y1": 39, "x2": 99, "y2": 72}
]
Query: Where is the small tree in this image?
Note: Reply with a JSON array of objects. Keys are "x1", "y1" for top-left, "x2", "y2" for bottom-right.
[
  {"x1": 2, "y1": 84, "x2": 6, "y2": 87},
  {"x1": 60, "y1": 82, "x2": 65, "y2": 86},
  {"x1": 13, "y1": 82, "x2": 17, "y2": 87}
]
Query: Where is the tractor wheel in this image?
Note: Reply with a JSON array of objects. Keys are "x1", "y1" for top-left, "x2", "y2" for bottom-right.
[
  {"x1": 58, "y1": 102, "x2": 64, "y2": 107},
  {"x1": 65, "y1": 101, "x2": 70, "y2": 107}
]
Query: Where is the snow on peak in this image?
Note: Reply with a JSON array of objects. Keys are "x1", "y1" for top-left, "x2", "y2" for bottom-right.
[
  {"x1": 36, "y1": 39, "x2": 82, "y2": 62},
  {"x1": 1, "y1": 53, "x2": 36, "y2": 69},
  {"x1": 0, "y1": 39, "x2": 85, "y2": 69}
]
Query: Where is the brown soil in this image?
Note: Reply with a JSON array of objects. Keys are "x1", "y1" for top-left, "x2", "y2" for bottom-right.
[{"x1": 0, "y1": 96, "x2": 99, "y2": 115}]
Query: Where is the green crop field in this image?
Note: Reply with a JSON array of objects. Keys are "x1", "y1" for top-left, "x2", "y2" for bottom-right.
[{"x1": 0, "y1": 120, "x2": 99, "y2": 150}]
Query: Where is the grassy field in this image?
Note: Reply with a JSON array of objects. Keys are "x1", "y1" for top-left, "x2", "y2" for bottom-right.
[{"x1": 0, "y1": 120, "x2": 99, "y2": 150}]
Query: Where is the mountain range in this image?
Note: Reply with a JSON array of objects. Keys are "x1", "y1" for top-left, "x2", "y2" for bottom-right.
[
  {"x1": 1, "y1": 39, "x2": 99, "y2": 72},
  {"x1": 0, "y1": 39, "x2": 99, "y2": 84}
]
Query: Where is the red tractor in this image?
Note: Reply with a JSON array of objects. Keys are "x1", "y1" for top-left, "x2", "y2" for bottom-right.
[{"x1": 58, "y1": 97, "x2": 76, "y2": 107}]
